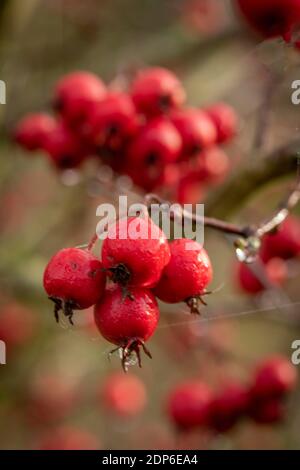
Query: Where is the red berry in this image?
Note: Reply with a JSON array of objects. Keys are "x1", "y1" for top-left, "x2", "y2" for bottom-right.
[
  {"x1": 88, "y1": 92, "x2": 139, "y2": 154},
  {"x1": 194, "y1": 147, "x2": 230, "y2": 184},
  {"x1": 167, "y1": 381, "x2": 212, "y2": 430},
  {"x1": 26, "y1": 374, "x2": 77, "y2": 425},
  {"x1": 208, "y1": 382, "x2": 250, "y2": 432},
  {"x1": 261, "y1": 216, "x2": 300, "y2": 260},
  {"x1": 236, "y1": 257, "x2": 287, "y2": 294},
  {"x1": 131, "y1": 67, "x2": 186, "y2": 117},
  {"x1": 176, "y1": 171, "x2": 205, "y2": 204},
  {"x1": 170, "y1": 108, "x2": 217, "y2": 158},
  {"x1": 53, "y1": 71, "x2": 106, "y2": 130},
  {"x1": 252, "y1": 356, "x2": 297, "y2": 399},
  {"x1": 94, "y1": 285, "x2": 159, "y2": 371},
  {"x1": 0, "y1": 302, "x2": 36, "y2": 352},
  {"x1": 101, "y1": 216, "x2": 170, "y2": 289},
  {"x1": 126, "y1": 117, "x2": 182, "y2": 191},
  {"x1": 43, "y1": 247, "x2": 106, "y2": 324},
  {"x1": 13, "y1": 113, "x2": 56, "y2": 152},
  {"x1": 248, "y1": 396, "x2": 285, "y2": 424},
  {"x1": 205, "y1": 103, "x2": 238, "y2": 143},
  {"x1": 38, "y1": 426, "x2": 99, "y2": 450},
  {"x1": 100, "y1": 372, "x2": 147, "y2": 417},
  {"x1": 153, "y1": 238, "x2": 213, "y2": 314},
  {"x1": 43, "y1": 121, "x2": 87, "y2": 169},
  {"x1": 236, "y1": 0, "x2": 300, "y2": 40}
]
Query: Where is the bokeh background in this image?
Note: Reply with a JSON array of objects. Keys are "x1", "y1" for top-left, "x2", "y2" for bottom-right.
[{"x1": 1, "y1": 0, "x2": 300, "y2": 450}]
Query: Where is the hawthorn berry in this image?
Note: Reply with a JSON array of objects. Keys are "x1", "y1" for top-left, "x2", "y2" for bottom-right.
[
  {"x1": 88, "y1": 92, "x2": 139, "y2": 155},
  {"x1": 251, "y1": 356, "x2": 297, "y2": 399},
  {"x1": 94, "y1": 285, "x2": 159, "y2": 371},
  {"x1": 208, "y1": 382, "x2": 250, "y2": 433},
  {"x1": 176, "y1": 171, "x2": 205, "y2": 204},
  {"x1": 153, "y1": 238, "x2": 213, "y2": 314},
  {"x1": 100, "y1": 372, "x2": 147, "y2": 417},
  {"x1": 236, "y1": 257, "x2": 287, "y2": 294},
  {"x1": 131, "y1": 67, "x2": 186, "y2": 117},
  {"x1": 13, "y1": 113, "x2": 56, "y2": 152},
  {"x1": 0, "y1": 302, "x2": 36, "y2": 352},
  {"x1": 167, "y1": 381, "x2": 212, "y2": 430},
  {"x1": 236, "y1": 0, "x2": 300, "y2": 41},
  {"x1": 26, "y1": 374, "x2": 77, "y2": 425},
  {"x1": 38, "y1": 426, "x2": 99, "y2": 450},
  {"x1": 101, "y1": 216, "x2": 170, "y2": 290},
  {"x1": 194, "y1": 147, "x2": 230, "y2": 185},
  {"x1": 205, "y1": 103, "x2": 238, "y2": 144},
  {"x1": 43, "y1": 120, "x2": 87, "y2": 169},
  {"x1": 170, "y1": 108, "x2": 217, "y2": 158},
  {"x1": 260, "y1": 216, "x2": 300, "y2": 260},
  {"x1": 126, "y1": 117, "x2": 182, "y2": 191},
  {"x1": 53, "y1": 71, "x2": 106, "y2": 130},
  {"x1": 247, "y1": 396, "x2": 285, "y2": 425},
  {"x1": 43, "y1": 247, "x2": 106, "y2": 324}
]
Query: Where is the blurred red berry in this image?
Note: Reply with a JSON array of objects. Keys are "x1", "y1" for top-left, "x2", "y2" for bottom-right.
[
  {"x1": 13, "y1": 113, "x2": 56, "y2": 152},
  {"x1": 26, "y1": 374, "x2": 77, "y2": 425},
  {"x1": 38, "y1": 426, "x2": 99, "y2": 450},
  {"x1": 101, "y1": 372, "x2": 147, "y2": 417},
  {"x1": 131, "y1": 67, "x2": 186, "y2": 117},
  {"x1": 261, "y1": 216, "x2": 300, "y2": 260},
  {"x1": 167, "y1": 381, "x2": 212, "y2": 430},
  {"x1": 0, "y1": 302, "x2": 36, "y2": 351},
  {"x1": 170, "y1": 108, "x2": 217, "y2": 158},
  {"x1": 205, "y1": 103, "x2": 238, "y2": 144},
  {"x1": 43, "y1": 247, "x2": 106, "y2": 324},
  {"x1": 236, "y1": 257, "x2": 287, "y2": 294},
  {"x1": 248, "y1": 396, "x2": 285, "y2": 425},
  {"x1": 251, "y1": 356, "x2": 297, "y2": 399},
  {"x1": 94, "y1": 285, "x2": 159, "y2": 371},
  {"x1": 102, "y1": 216, "x2": 170, "y2": 289},
  {"x1": 153, "y1": 238, "x2": 213, "y2": 313},
  {"x1": 181, "y1": 0, "x2": 226, "y2": 36},
  {"x1": 53, "y1": 71, "x2": 106, "y2": 130},
  {"x1": 43, "y1": 121, "x2": 87, "y2": 169},
  {"x1": 208, "y1": 382, "x2": 250, "y2": 432},
  {"x1": 88, "y1": 92, "x2": 139, "y2": 154},
  {"x1": 236, "y1": 0, "x2": 300, "y2": 41},
  {"x1": 193, "y1": 147, "x2": 230, "y2": 185},
  {"x1": 126, "y1": 117, "x2": 182, "y2": 191},
  {"x1": 176, "y1": 172, "x2": 205, "y2": 204}
]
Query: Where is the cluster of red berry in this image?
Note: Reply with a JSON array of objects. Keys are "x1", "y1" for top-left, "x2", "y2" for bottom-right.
[
  {"x1": 14, "y1": 67, "x2": 237, "y2": 202},
  {"x1": 237, "y1": 216, "x2": 300, "y2": 294},
  {"x1": 43, "y1": 215, "x2": 213, "y2": 370},
  {"x1": 168, "y1": 355, "x2": 297, "y2": 433},
  {"x1": 236, "y1": 0, "x2": 300, "y2": 48}
]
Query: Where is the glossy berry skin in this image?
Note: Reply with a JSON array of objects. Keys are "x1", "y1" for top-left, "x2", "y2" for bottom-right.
[
  {"x1": 251, "y1": 356, "x2": 297, "y2": 399},
  {"x1": 170, "y1": 108, "x2": 217, "y2": 158},
  {"x1": 131, "y1": 67, "x2": 186, "y2": 117},
  {"x1": 38, "y1": 426, "x2": 99, "y2": 450},
  {"x1": 94, "y1": 286, "x2": 159, "y2": 370},
  {"x1": 205, "y1": 103, "x2": 238, "y2": 144},
  {"x1": 53, "y1": 71, "x2": 106, "y2": 130},
  {"x1": 236, "y1": 0, "x2": 300, "y2": 40},
  {"x1": 126, "y1": 118, "x2": 182, "y2": 191},
  {"x1": 153, "y1": 239, "x2": 213, "y2": 312},
  {"x1": 167, "y1": 381, "x2": 212, "y2": 430},
  {"x1": 88, "y1": 92, "x2": 139, "y2": 154},
  {"x1": 102, "y1": 216, "x2": 170, "y2": 289},
  {"x1": 236, "y1": 257, "x2": 287, "y2": 294},
  {"x1": 43, "y1": 247, "x2": 106, "y2": 323},
  {"x1": 208, "y1": 383, "x2": 250, "y2": 433},
  {"x1": 261, "y1": 216, "x2": 300, "y2": 260},
  {"x1": 43, "y1": 121, "x2": 87, "y2": 169},
  {"x1": 101, "y1": 372, "x2": 147, "y2": 417},
  {"x1": 14, "y1": 113, "x2": 56, "y2": 152}
]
